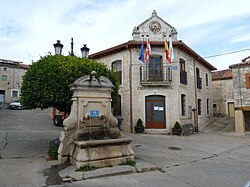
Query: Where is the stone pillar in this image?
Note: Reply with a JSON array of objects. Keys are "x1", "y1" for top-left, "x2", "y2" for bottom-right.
[{"x1": 235, "y1": 109, "x2": 245, "y2": 133}]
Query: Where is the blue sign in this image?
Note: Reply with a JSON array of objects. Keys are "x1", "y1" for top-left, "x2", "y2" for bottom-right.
[
  {"x1": 172, "y1": 66, "x2": 177, "y2": 70},
  {"x1": 89, "y1": 110, "x2": 99, "y2": 118}
]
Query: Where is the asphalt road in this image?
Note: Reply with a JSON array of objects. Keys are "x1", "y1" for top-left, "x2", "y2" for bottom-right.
[
  {"x1": 0, "y1": 109, "x2": 250, "y2": 187},
  {"x1": 0, "y1": 109, "x2": 62, "y2": 187}
]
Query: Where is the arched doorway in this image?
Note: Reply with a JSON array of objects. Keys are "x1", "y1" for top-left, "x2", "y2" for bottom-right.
[{"x1": 145, "y1": 95, "x2": 166, "y2": 129}]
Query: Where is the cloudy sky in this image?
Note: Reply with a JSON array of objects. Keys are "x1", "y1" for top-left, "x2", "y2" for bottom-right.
[{"x1": 0, "y1": 0, "x2": 250, "y2": 70}]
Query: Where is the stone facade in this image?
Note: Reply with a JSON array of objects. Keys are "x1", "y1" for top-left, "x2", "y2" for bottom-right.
[
  {"x1": 230, "y1": 56, "x2": 250, "y2": 133},
  {"x1": 0, "y1": 59, "x2": 29, "y2": 108},
  {"x1": 212, "y1": 69, "x2": 234, "y2": 117},
  {"x1": 89, "y1": 11, "x2": 216, "y2": 133}
]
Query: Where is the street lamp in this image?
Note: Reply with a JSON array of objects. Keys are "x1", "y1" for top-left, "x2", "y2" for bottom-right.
[
  {"x1": 80, "y1": 44, "x2": 90, "y2": 58},
  {"x1": 53, "y1": 38, "x2": 90, "y2": 58},
  {"x1": 53, "y1": 40, "x2": 64, "y2": 55}
]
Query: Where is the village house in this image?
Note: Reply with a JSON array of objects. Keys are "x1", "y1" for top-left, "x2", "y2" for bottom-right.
[
  {"x1": 0, "y1": 59, "x2": 29, "y2": 109},
  {"x1": 230, "y1": 56, "x2": 250, "y2": 133},
  {"x1": 89, "y1": 10, "x2": 216, "y2": 134},
  {"x1": 211, "y1": 69, "x2": 234, "y2": 117}
]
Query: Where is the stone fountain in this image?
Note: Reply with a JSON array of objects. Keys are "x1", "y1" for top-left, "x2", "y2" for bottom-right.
[{"x1": 58, "y1": 71, "x2": 134, "y2": 168}]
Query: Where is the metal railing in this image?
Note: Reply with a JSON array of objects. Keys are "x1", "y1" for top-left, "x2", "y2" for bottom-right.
[{"x1": 140, "y1": 65, "x2": 172, "y2": 86}]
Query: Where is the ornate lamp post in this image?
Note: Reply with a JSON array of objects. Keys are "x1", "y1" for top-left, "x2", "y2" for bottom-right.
[
  {"x1": 53, "y1": 38, "x2": 89, "y2": 58},
  {"x1": 80, "y1": 44, "x2": 90, "y2": 58},
  {"x1": 53, "y1": 40, "x2": 64, "y2": 55}
]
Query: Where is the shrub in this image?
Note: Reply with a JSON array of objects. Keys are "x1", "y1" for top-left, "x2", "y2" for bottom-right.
[
  {"x1": 48, "y1": 145, "x2": 59, "y2": 159},
  {"x1": 21, "y1": 55, "x2": 119, "y2": 113},
  {"x1": 173, "y1": 121, "x2": 182, "y2": 129},
  {"x1": 136, "y1": 118, "x2": 143, "y2": 127}
]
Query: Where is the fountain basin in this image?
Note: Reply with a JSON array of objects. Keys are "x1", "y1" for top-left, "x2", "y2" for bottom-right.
[{"x1": 70, "y1": 137, "x2": 134, "y2": 168}]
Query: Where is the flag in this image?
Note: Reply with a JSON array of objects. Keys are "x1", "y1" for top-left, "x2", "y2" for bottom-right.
[
  {"x1": 165, "y1": 39, "x2": 171, "y2": 63},
  {"x1": 139, "y1": 38, "x2": 145, "y2": 63},
  {"x1": 169, "y1": 37, "x2": 174, "y2": 63},
  {"x1": 145, "y1": 37, "x2": 151, "y2": 63},
  {"x1": 147, "y1": 37, "x2": 151, "y2": 53}
]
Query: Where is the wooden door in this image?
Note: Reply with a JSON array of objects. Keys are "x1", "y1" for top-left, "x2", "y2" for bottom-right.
[{"x1": 145, "y1": 95, "x2": 166, "y2": 129}]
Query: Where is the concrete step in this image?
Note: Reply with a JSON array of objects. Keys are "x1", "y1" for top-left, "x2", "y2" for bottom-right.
[{"x1": 58, "y1": 159, "x2": 161, "y2": 183}]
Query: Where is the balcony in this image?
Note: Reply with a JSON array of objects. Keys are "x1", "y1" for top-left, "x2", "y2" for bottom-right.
[{"x1": 140, "y1": 65, "x2": 172, "y2": 86}]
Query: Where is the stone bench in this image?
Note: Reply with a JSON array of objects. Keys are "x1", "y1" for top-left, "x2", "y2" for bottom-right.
[{"x1": 181, "y1": 124, "x2": 194, "y2": 136}]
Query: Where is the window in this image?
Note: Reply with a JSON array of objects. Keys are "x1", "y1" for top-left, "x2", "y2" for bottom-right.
[
  {"x1": 180, "y1": 58, "x2": 187, "y2": 85},
  {"x1": 207, "y1": 99, "x2": 209, "y2": 115},
  {"x1": 148, "y1": 55, "x2": 163, "y2": 81},
  {"x1": 111, "y1": 60, "x2": 122, "y2": 84},
  {"x1": 198, "y1": 99, "x2": 202, "y2": 115},
  {"x1": 205, "y1": 73, "x2": 208, "y2": 87},
  {"x1": 181, "y1": 94, "x2": 186, "y2": 116},
  {"x1": 3, "y1": 67, "x2": 7, "y2": 71},
  {"x1": 12, "y1": 90, "x2": 18, "y2": 98},
  {"x1": 1, "y1": 75, "x2": 7, "y2": 81},
  {"x1": 213, "y1": 104, "x2": 217, "y2": 109},
  {"x1": 245, "y1": 73, "x2": 250, "y2": 89},
  {"x1": 196, "y1": 68, "x2": 202, "y2": 89},
  {"x1": 180, "y1": 58, "x2": 185, "y2": 71},
  {"x1": 113, "y1": 95, "x2": 121, "y2": 116}
]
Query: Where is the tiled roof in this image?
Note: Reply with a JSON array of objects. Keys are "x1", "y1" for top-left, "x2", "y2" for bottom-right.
[
  {"x1": 229, "y1": 56, "x2": 250, "y2": 68},
  {"x1": 0, "y1": 58, "x2": 29, "y2": 69},
  {"x1": 19, "y1": 63, "x2": 30, "y2": 69},
  {"x1": 212, "y1": 69, "x2": 232, "y2": 80},
  {"x1": 89, "y1": 40, "x2": 217, "y2": 71}
]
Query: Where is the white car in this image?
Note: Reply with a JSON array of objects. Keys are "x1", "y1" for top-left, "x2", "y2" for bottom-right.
[{"x1": 9, "y1": 100, "x2": 23, "y2": 110}]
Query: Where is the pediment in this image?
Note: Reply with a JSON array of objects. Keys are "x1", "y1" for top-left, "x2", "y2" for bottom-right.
[{"x1": 132, "y1": 10, "x2": 177, "y2": 41}]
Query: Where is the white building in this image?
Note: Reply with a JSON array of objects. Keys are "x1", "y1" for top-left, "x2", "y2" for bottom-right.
[
  {"x1": 89, "y1": 10, "x2": 216, "y2": 133},
  {"x1": 0, "y1": 59, "x2": 29, "y2": 108}
]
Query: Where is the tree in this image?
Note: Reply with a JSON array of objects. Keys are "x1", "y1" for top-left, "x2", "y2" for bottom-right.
[{"x1": 21, "y1": 55, "x2": 119, "y2": 113}]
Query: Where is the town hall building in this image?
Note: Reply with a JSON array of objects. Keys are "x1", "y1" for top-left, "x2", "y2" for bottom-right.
[{"x1": 89, "y1": 10, "x2": 216, "y2": 134}]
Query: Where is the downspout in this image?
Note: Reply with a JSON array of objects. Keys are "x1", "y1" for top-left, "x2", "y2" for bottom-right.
[
  {"x1": 193, "y1": 59, "x2": 199, "y2": 132},
  {"x1": 237, "y1": 65, "x2": 243, "y2": 108},
  {"x1": 126, "y1": 45, "x2": 133, "y2": 133}
]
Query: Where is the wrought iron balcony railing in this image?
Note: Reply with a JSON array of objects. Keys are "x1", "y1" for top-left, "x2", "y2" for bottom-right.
[{"x1": 140, "y1": 65, "x2": 172, "y2": 86}]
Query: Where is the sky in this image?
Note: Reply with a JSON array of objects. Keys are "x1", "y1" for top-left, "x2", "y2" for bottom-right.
[{"x1": 0, "y1": 0, "x2": 250, "y2": 70}]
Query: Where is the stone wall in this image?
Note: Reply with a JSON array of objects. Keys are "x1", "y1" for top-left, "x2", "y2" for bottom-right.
[
  {"x1": 232, "y1": 66, "x2": 250, "y2": 108},
  {"x1": 0, "y1": 64, "x2": 27, "y2": 107},
  {"x1": 94, "y1": 46, "x2": 213, "y2": 132},
  {"x1": 212, "y1": 79, "x2": 234, "y2": 116}
]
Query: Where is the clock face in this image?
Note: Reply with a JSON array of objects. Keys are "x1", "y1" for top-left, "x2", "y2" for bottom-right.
[{"x1": 149, "y1": 21, "x2": 161, "y2": 34}]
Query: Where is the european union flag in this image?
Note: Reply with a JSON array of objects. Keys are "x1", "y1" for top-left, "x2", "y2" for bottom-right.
[{"x1": 139, "y1": 38, "x2": 145, "y2": 63}]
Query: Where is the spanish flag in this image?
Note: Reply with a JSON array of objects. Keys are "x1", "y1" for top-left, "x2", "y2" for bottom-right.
[
  {"x1": 165, "y1": 39, "x2": 171, "y2": 63},
  {"x1": 145, "y1": 37, "x2": 151, "y2": 63}
]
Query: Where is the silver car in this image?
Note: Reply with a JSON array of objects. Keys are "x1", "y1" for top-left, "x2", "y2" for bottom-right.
[{"x1": 9, "y1": 100, "x2": 23, "y2": 109}]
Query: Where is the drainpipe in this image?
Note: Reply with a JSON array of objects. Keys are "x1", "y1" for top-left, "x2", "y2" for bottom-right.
[
  {"x1": 193, "y1": 59, "x2": 199, "y2": 132},
  {"x1": 237, "y1": 65, "x2": 243, "y2": 108},
  {"x1": 126, "y1": 45, "x2": 133, "y2": 133}
]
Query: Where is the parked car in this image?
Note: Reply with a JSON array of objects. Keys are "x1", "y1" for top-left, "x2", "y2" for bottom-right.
[{"x1": 9, "y1": 100, "x2": 23, "y2": 110}]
